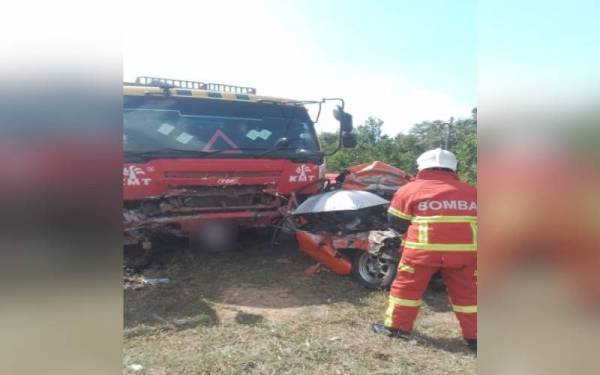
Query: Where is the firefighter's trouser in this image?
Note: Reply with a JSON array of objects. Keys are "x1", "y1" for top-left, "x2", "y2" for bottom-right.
[{"x1": 385, "y1": 259, "x2": 477, "y2": 339}]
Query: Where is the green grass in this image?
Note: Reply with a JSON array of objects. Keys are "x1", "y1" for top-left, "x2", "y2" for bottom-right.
[{"x1": 124, "y1": 234, "x2": 476, "y2": 374}]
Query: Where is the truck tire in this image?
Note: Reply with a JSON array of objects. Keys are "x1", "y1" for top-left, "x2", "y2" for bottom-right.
[
  {"x1": 124, "y1": 244, "x2": 152, "y2": 269},
  {"x1": 351, "y1": 251, "x2": 398, "y2": 290}
]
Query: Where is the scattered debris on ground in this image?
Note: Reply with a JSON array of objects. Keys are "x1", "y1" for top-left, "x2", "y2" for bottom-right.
[
  {"x1": 126, "y1": 364, "x2": 143, "y2": 372},
  {"x1": 141, "y1": 277, "x2": 170, "y2": 286}
]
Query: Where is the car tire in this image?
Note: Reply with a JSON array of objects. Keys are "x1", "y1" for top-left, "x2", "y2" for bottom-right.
[{"x1": 351, "y1": 251, "x2": 398, "y2": 290}]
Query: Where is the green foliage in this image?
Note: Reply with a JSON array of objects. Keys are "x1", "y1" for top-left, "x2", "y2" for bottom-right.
[{"x1": 319, "y1": 109, "x2": 477, "y2": 185}]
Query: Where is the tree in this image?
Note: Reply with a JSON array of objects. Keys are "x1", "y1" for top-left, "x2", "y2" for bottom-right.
[
  {"x1": 452, "y1": 110, "x2": 477, "y2": 184},
  {"x1": 319, "y1": 109, "x2": 477, "y2": 184}
]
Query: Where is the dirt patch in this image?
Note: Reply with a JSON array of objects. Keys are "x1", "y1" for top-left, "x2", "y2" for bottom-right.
[
  {"x1": 220, "y1": 283, "x2": 302, "y2": 308},
  {"x1": 213, "y1": 283, "x2": 327, "y2": 324}
]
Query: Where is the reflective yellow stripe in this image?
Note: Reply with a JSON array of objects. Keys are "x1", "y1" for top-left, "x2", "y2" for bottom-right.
[
  {"x1": 413, "y1": 215, "x2": 477, "y2": 223},
  {"x1": 389, "y1": 296, "x2": 422, "y2": 307},
  {"x1": 400, "y1": 215, "x2": 477, "y2": 251},
  {"x1": 402, "y1": 241, "x2": 477, "y2": 252},
  {"x1": 397, "y1": 262, "x2": 415, "y2": 274},
  {"x1": 384, "y1": 302, "x2": 395, "y2": 326},
  {"x1": 474, "y1": 269, "x2": 478, "y2": 277},
  {"x1": 388, "y1": 207, "x2": 413, "y2": 220},
  {"x1": 453, "y1": 305, "x2": 477, "y2": 313},
  {"x1": 385, "y1": 296, "x2": 422, "y2": 326},
  {"x1": 418, "y1": 222, "x2": 428, "y2": 243}
]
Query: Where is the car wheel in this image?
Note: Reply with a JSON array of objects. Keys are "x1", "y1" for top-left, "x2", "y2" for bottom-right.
[{"x1": 351, "y1": 251, "x2": 398, "y2": 290}]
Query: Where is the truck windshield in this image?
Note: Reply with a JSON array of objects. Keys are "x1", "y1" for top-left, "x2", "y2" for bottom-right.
[{"x1": 123, "y1": 95, "x2": 320, "y2": 160}]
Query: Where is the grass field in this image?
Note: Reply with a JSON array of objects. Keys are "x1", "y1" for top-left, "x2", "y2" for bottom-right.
[{"x1": 123, "y1": 232, "x2": 476, "y2": 374}]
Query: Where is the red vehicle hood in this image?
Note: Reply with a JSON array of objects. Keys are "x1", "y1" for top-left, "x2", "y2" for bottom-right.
[{"x1": 123, "y1": 158, "x2": 320, "y2": 200}]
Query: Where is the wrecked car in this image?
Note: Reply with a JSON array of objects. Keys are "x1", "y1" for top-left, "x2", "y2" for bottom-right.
[
  {"x1": 293, "y1": 163, "x2": 445, "y2": 291},
  {"x1": 292, "y1": 190, "x2": 404, "y2": 289}
]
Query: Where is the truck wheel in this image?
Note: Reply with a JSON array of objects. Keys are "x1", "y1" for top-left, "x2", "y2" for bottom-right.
[
  {"x1": 351, "y1": 251, "x2": 398, "y2": 290},
  {"x1": 124, "y1": 244, "x2": 152, "y2": 269}
]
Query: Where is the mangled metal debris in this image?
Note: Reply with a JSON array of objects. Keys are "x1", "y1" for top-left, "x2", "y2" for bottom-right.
[
  {"x1": 330, "y1": 161, "x2": 411, "y2": 199},
  {"x1": 123, "y1": 185, "x2": 289, "y2": 256}
]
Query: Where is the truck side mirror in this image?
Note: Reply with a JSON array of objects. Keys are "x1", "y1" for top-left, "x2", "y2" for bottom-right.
[
  {"x1": 341, "y1": 132, "x2": 357, "y2": 148},
  {"x1": 333, "y1": 107, "x2": 353, "y2": 133}
]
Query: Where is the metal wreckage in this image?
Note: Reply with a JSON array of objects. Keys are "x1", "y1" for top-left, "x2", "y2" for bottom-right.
[{"x1": 288, "y1": 161, "x2": 414, "y2": 289}]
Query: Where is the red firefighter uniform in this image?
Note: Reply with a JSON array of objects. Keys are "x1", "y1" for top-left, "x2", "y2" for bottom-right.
[{"x1": 386, "y1": 169, "x2": 477, "y2": 339}]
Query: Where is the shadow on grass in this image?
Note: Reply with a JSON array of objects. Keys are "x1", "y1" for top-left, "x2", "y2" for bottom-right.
[
  {"x1": 235, "y1": 312, "x2": 264, "y2": 325},
  {"x1": 124, "y1": 285, "x2": 219, "y2": 331},
  {"x1": 422, "y1": 290, "x2": 451, "y2": 313},
  {"x1": 414, "y1": 333, "x2": 473, "y2": 355}
]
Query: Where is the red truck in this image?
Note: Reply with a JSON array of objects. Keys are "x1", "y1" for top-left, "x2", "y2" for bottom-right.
[{"x1": 123, "y1": 77, "x2": 355, "y2": 263}]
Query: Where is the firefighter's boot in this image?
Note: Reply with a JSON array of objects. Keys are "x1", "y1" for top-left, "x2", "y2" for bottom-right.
[
  {"x1": 466, "y1": 338, "x2": 477, "y2": 352},
  {"x1": 370, "y1": 323, "x2": 410, "y2": 339}
]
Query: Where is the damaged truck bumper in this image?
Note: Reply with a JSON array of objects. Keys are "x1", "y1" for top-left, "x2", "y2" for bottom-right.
[{"x1": 123, "y1": 186, "x2": 290, "y2": 246}]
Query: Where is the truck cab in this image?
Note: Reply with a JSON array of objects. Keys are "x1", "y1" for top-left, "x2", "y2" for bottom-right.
[{"x1": 123, "y1": 77, "x2": 355, "y2": 251}]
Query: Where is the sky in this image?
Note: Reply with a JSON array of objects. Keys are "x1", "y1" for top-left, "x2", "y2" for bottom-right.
[
  {"x1": 123, "y1": 0, "x2": 476, "y2": 135},
  {"x1": 478, "y1": 0, "x2": 600, "y2": 100}
]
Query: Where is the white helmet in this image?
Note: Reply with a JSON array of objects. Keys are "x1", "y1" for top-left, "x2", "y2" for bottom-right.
[{"x1": 417, "y1": 148, "x2": 457, "y2": 171}]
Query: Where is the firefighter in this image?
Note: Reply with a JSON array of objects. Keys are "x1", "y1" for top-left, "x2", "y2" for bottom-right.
[{"x1": 371, "y1": 148, "x2": 477, "y2": 351}]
